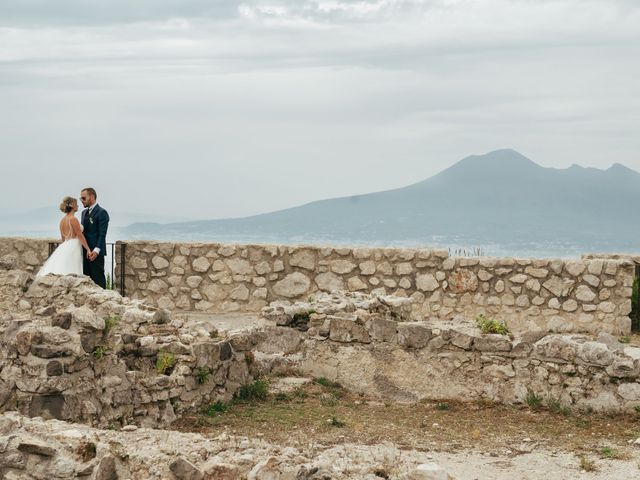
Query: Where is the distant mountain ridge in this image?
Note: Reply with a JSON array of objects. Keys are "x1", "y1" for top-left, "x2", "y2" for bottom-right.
[{"x1": 123, "y1": 149, "x2": 640, "y2": 257}]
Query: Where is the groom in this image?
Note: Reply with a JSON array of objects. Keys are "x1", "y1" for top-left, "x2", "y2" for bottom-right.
[{"x1": 80, "y1": 187, "x2": 110, "y2": 289}]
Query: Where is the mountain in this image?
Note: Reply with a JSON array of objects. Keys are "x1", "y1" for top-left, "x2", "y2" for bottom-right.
[{"x1": 123, "y1": 149, "x2": 640, "y2": 257}]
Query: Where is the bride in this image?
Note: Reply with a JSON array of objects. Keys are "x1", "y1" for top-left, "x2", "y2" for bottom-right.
[{"x1": 36, "y1": 196, "x2": 92, "y2": 278}]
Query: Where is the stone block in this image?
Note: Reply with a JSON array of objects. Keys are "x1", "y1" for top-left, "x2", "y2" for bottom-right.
[
  {"x1": 273, "y1": 272, "x2": 311, "y2": 298},
  {"x1": 329, "y1": 316, "x2": 370, "y2": 343},
  {"x1": 368, "y1": 317, "x2": 397, "y2": 342},
  {"x1": 578, "y1": 342, "x2": 614, "y2": 366},
  {"x1": 473, "y1": 334, "x2": 512, "y2": 352},
  {"x1": 397, "y1": 323, "x2": 431, "y2": 349}
]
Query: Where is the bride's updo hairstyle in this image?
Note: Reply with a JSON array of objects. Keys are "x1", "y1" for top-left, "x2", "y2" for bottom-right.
[{"x1": 59, "y1": 196, "x2": 77, "y2": 213}]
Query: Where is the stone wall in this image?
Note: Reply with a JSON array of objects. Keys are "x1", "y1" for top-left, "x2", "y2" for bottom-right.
[
  {"x1": 0, "y1": 237, "x2": 51, "y2": 272},
  {"x1": 117, "y1": 241, "x2": 635, "y2": 334},
  {"x1": 0, "y1": 272, "x2": 258, "y2": 428},
  {"x1": 259, "y1": 292, "x2": 640, "y2": 413}
]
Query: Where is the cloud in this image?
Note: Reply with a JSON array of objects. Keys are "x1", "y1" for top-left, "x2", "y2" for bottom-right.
[{"x1": 0, "y1": 0, "x2": 639, "y2": 219}]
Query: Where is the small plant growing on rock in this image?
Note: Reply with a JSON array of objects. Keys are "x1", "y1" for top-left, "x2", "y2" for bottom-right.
[
  {"x1": 525, "y1": 390, "x2": 543, "y2": 410},
  {"x1": 619, "y1": 336, "x2": 631, "y2": 344},
  {"x1": 196, "y1": 367, "x2": 210, "y2": 384},
  {"x1": 209, "y1": 329, "x2": 218, "y2": 339},
  {"x1": 475, "y1": 314, "x2": 509, "y2": 335},
  {"x1": 436, "y1": 402, "x2": 450, "y2": 411},
  {"x1": 205, "y1": 401, "x2": 229, "y2": 416},
  {"x1": 235, "y1": 379, "x2": 269, "y2": 402},
  {"x1": 93, "y1": 345, "x2": 106, "y2": 360},
  {"x1": 155, "y1": 351, "x2": 176, "y2": 375},
  {"x1": 103, "y1": 314, "x2": 120, "y2": 334}
]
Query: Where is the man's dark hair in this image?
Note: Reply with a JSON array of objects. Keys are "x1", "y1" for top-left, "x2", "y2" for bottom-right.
[{"x1": 82, "y1": 187, "x2": 97, "y2": 199}]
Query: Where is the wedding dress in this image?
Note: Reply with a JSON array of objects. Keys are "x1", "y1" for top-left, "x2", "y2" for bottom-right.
[{"x1": 36, "y1": 217, "x2": 83, "y2": 278}]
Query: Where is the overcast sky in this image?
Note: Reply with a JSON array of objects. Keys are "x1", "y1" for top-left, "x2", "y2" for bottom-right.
[{"x1": 1, "y1": 0, "x2": 638, "y2": 220}]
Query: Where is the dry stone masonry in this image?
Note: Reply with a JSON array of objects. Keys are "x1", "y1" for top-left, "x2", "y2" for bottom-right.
[
  {"x1": 259, "y1": 292, "x2": 640, "y2": 412},
  {"x1": 0, "y1": 237, "x2": 50, "y2": 272},
  {"x1": 0, "y1": 271, "x2": 258, "y2": 429},
  {"x1": 116, "y1": 240, "x2": 634, "y2": 334}
]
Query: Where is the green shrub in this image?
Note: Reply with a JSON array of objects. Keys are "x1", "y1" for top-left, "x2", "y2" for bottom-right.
[
  {"x1": 93, "y1": 345, "x2": 106, "y2": 360},
  {"x1": 235, "y1": 379, "x2": 269, "y2": 402},
  {"x1": 205, "y1": 401, "x2": 229, "y2": 416},
  {"x1": 155, "y1": 351, "x2": 176, "y2": 375},
  {"x1": 475, "y1": 314, "x2": 509, "y2": 335},
  {"x1": 196, "y1": 367, "x2": 210, "y2": 384}
]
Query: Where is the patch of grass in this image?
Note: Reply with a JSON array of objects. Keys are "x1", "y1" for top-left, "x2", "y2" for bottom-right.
[
  {"x1": 196, "y1": 367, "x2": 210, "y2": 384},
  {"x1": 103, "y1": 314, "x2": 120, "y2": 334},
  {"x1": 92, "y1": 345, "x2": 106, "y2": 360},
  {"x1": 525, "y1": 390, "x2": 543, "y2": 410},
  {"x1": 475, "y1": 313, "x2": 509, "y2": 335},
  {"x1": 328, "y1": 415, "x2": 345, "y2": 428},
  {"x1": 316, "y1": 377, "x2": 341, "y2": 388},
  {"x1": 235, "y1": 379, "x2": 269, "y2": 402},
  {"x1": 546, "y1": 396, "x2": 571, "y2": 417},
  {"x1": 600, "y1": 447, "x2": 615, "y2": 458},
  {"x1": 205, "y1": 401, "x2": 229, "y2": 416},
  {"x1": 436, "y1": 402, "x2": 450, "y2": 411},
  {"x1": 579, "y1": 456, "x2": 598, "y2": 472},
  {"x1": 575, "y1": 418, "x2": 592, "y2": 429},
  {"x1": 618, "y1": 335, "x2": 631, "y2": 344},
  {"x1": 155, "y1": 350, "x2": 176, "y2": 375},
  {"x1": 274, "y1": 392, "x2": 289, "y2": 402}
]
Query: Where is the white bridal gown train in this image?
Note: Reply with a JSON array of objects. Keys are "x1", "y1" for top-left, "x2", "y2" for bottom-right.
[{"x1": 36, "y1": 220, "x2": 83, "y2": 278}]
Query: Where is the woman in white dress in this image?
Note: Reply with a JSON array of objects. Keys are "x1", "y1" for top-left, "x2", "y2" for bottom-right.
[{"x1": 36, "y1": 196, "x2": 92, "y2": 278}]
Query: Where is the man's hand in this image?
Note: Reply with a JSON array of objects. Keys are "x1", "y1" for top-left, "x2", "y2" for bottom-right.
[{"x1": 88, "y1": 251, "x2": 98, "y2": 261}]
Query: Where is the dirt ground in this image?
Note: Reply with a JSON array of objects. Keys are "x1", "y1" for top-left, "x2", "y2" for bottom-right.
[{"x1": 172, "y1": 377, "x2": 640, "y2": 479}]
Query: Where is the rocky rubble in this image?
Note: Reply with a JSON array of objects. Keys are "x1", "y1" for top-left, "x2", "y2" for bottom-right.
[
  {"x1": 0, "y1": 272, "x2": 258, "y2": 428},
  {"x1": 0, "y1": 411, "x2": 454, "y2": 480},
  {"x1": 261, "y1": 292, "x2": 640, "y2": 411}
]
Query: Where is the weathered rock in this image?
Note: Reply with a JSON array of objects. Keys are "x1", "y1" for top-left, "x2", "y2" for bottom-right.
[
  {"x1": 415, "y1": 274, "x2": 439, "y2": 292},
  {"x1": 315, "y1": 272, "x2": 345, "y2": 292},
  {"x1": 170, "y1": 457, "x2": 204, "y2": 480},
  {"x1": 448, "y1": 269, "x2": 478, "y2": 293},
  {"x1": 397, "y1": 323, "x2": 431, "y2": 349},
  {"x1": 72, "y1": 306, "x2": 105, "y2": 331},
  {"x1": 273, "y1": 273, "x2": 311, "y2": 298}
]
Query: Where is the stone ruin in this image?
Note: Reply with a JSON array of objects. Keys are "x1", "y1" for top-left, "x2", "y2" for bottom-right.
[
  {"x1": 262, "y1": 292, "x2": 640, "y2": 410},
  {"x1": 0, "y1": 269, "x2": 464, "y2": 478},
  {"x1": 1, "y1": 262, "x2": 640, "y2": 478}
]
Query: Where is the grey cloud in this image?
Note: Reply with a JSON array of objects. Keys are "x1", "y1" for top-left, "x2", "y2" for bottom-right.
[{"x1": 0, "y1": 0, "x2": 238, "y2": 26}]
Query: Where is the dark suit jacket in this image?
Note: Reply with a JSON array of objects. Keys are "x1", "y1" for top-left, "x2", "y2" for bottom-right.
[{"x1": 81, "y1": 204, "x2": 109, "y2": 256}]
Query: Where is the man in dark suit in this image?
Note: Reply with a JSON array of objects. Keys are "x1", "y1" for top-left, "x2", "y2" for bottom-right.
[{"x1": 80, "y1": 187, "x2": 110, "y2": 288}]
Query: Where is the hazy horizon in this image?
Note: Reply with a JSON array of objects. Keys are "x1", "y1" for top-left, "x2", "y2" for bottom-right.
[{"x1": 1, "y1": 1, "x2": 639, "y2": 220}]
